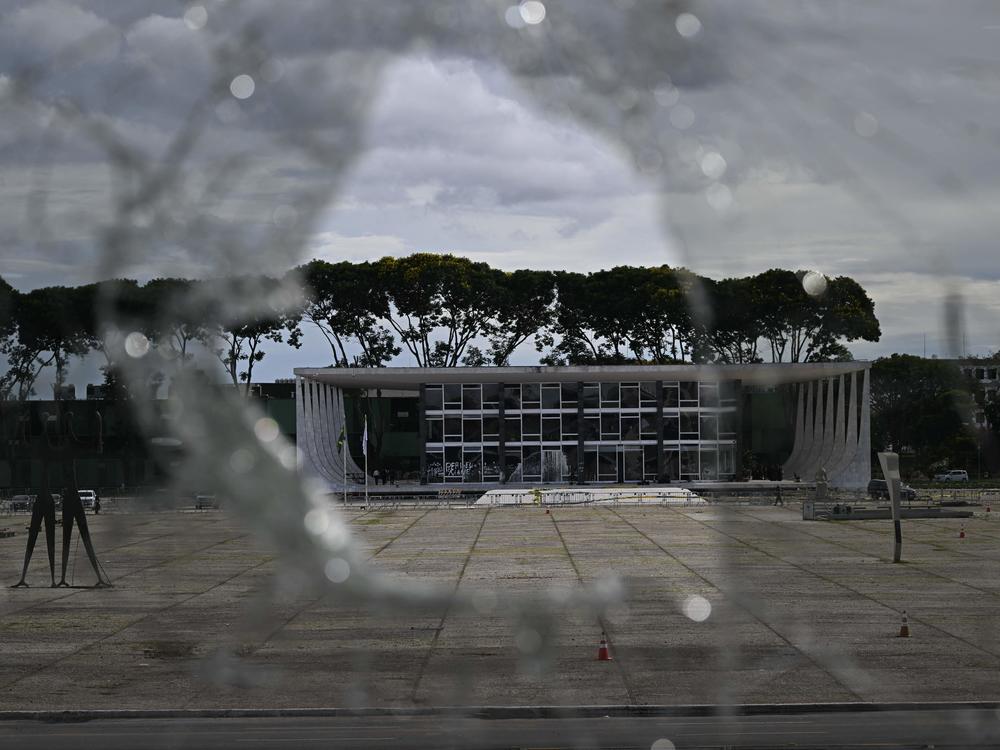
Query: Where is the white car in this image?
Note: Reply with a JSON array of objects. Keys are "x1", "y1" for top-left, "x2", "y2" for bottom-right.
[
  {"x1": 933, "y1": 469, "x2": 969, "y2": 482},
  {"x1": 195, "y1": 493, "x2": 219, "y2": 509},
  {"x1": 78, "y1": 490, "x2": 97, "y2": 509}
]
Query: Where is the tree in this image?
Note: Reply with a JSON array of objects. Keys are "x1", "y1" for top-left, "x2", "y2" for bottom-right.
[
  {"x1": 871, "y1": 354, "x2": 976, "y2": 473},
  {"x1": 755, "y1": 269, "x2": 880, "y2": 362},
  {"x1": 702, "y1": 276, "x2": 763, "y2": 364},
  {"x1": 629, "y1": 266, "x2": 701, "y2": 363},
  {"x1": 209, "y1": 276, "x2": 304, "y2": 393},
  {"x1": 539, "y1": 266, "x2": 703, "y2": 365},
  {"x1": 298, "y1": 260, "x2": 400, "y2": 368},
  {"x1": 1, "y1": 286, "x2": 90, "y2": 400},
  {"x1": 0, "y1": 277, "x2": 19, "y2": 399},
  {"x1": 378, "y1": 254, "x2": 499, "y2": 367},
  {"x1": 484, "y1": 269, "x2": 555, "y2": 366},
  {"x1": 139, "y1": 278, "x2": 213, "y2": 364}
]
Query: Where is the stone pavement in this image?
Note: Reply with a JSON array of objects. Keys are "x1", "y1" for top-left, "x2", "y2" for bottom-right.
[{"x1": 2, "y1": 504, "x2": 999, "y2": 709}]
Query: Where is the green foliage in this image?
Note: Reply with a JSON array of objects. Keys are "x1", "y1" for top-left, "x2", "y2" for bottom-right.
[
  {"x1": 299, "y1": 260, "x2": 399, "y2": 368},
  {"x1": 871, "y1": 354, "x2": 977, "y2": 473},
  {"x1": 377, "y1": 253, "x2": 502, "y2": 367},
  {"x1": 1, "y1": 257, "x2": 882, "y2": 395}
]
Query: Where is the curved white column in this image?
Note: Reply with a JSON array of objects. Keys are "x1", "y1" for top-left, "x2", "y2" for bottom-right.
[
  {"x1": 296, "y1": 377, "x2": 367, "y2": 490},
  {"x1": 826, "y1": 373, "x2": 850, "y2": 482},
  {"x1": 800, "y1": 379, "x2": 825, "y2": 478},
  {"x1": 297, "y1": 378, "x2": 338, "y2": 486},
  {"x1": 782, "y1": 383, "x2": 806, "y2": 478},
  {"x1": 816, "y1": 376, "x2": 838, "y2": 472}
]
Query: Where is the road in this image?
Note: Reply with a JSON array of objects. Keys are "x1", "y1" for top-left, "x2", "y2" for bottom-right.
[{"x1": 3, "y1": 707, "x2": 1000, "y2": 749}]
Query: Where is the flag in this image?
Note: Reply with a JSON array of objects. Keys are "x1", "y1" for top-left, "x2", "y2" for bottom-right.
[
  {"x1": 336, "y1": 425, "x2": 346, "y2": 453},
  {"x1": 362, "y1": 418, "x2": 368, "y2": 457}
]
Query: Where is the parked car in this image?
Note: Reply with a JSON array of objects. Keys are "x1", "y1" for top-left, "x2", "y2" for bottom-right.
[
  {"x1": 10, "y1": 495, "x2": 33, "y2": 512},
  {"x1": 195, "y1": 493, "x2": 219, "y2": 510},
  {"x1": 933, "y1": 469, "x2": 969, "y2": 482},
  {"x1": 78, "y1": 490, "x2": 97, "y2": 509},
  {"x1": 868, "y1": 479, "x2": 917, "y2": 502}
]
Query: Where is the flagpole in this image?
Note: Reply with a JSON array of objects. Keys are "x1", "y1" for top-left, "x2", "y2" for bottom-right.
[
  {"x1": 343, "y1": 433, "x2": 347, "y2": 507},
  {"x1": 364, "y1": 416, "x2": 369, "y2": 506}
]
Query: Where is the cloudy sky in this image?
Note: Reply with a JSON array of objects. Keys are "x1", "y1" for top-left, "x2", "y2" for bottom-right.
[{"x1": 2, "y1": 0, "x2": 999, "y2": 387}]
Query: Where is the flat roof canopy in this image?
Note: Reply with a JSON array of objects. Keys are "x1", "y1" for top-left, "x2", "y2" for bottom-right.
[{"x1": 294, "y1": 362, "x2": 870, "y2": 390}]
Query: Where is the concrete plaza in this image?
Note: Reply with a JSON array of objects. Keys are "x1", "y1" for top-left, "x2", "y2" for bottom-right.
[{"x1": 2, "y1": 503, "x2": 1000, "y2": 710}]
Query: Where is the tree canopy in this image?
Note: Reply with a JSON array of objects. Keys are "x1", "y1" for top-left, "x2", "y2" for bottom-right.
[{"x1": 1, "y1": 257, "x2": 883, "y2": 400}]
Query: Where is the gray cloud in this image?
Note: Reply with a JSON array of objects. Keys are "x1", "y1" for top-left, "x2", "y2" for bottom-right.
[{"x1": 0, "y1": 0, "x2": 999, "y2": 371}]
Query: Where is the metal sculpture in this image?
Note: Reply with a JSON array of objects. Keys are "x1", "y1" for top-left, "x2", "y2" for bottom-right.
[
  {"x1": 12, "y1": 483, "x2": 57, "y2": 588},
  {"x1": 10, "y1": 408, "x2": 112, "y2": 588},
  {"x1": 58, "y1": 480, "x2": 110, "y2": 587}
]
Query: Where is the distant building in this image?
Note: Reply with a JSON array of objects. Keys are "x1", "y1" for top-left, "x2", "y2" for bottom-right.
[
  {"x1": 294, "y1": 363, "x2": 872, "y2": 489},
  {"x1": 954, "y1": 360, "x2": 1000, "y2": 428}
]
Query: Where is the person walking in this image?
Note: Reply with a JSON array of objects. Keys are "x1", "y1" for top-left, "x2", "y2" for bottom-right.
[{"x1": 373, "y1": 469, "x2": 381, "y2": 486}]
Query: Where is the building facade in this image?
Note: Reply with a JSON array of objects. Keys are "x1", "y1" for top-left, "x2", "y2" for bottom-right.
[{"x1": 294, "y1": 362, "x2": 872, "y2": 489}]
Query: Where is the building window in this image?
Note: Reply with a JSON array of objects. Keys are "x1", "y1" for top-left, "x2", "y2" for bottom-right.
[
  {"x1": 463, "y1": 418, "x2": 482, "y2": 443},
  {"x1": 482, "y1": 383, "x2": 501, "y2": 409},
  {"x1": 463, "y1": 384, "x2": 482, "y2": 410},
  {"x1": 427, "y1": 418, "x2": 443, "y2": 443},
  {"x1": 621, "y1": 383, "x2": 639, "y2": 409},
  {"x1": 503, "y1": 384, "x2": 521, "y2": 410},
  {"x1": 679, "y1": 381, "x2": 698, "y2": 406},
  {"x1": 504, "y1": 416, "x2": 521, "y2": 442},
  {"x1": 663, "y1": 383, "x2": 679, "y2": 408},
  {"x1": 522, "y1": 414, "x2": 541, "y2": 441},
  {"x1": 542, "y1": 416, "x2": 561, "y2": 442},
  {"x1": 561, "y1": 382, "x2": 578, "y2": 407},
  {"x1": 542, "y1": 383, "x2": 561, "y2": 410},
  {"x1": 561, "y1": 412, "x2": 579, "y2": 439},
  {"x1": 444, "y1": 417, "x2": 463, "y2": 443},
  {"x1": 601, "y1": 413, "x2": 620, "y2": 440},
  {"x1": 522, "y1": 383, "x2": 541, "y2": 408},
  {"x1": 600, "y1": 382, "x2": 620, "y2": 406},
  {"x1": 640, "y1": 381, "x2": 657, "y2": 407},
  {"x1": 621, "y1": 415, "x2": 640, "y2": 440},
  {"x1": 425, "y1": 385, "x2": 443, "y2": 411},
  {"x1": 444, "y1": 384, "x2": 462, "y2": 410},
  {"x1": 680, "y1": 412, "x2": 699, "y2": 439},
  {"x1": 663, "y1": 415, "x2": 679, "y2": 441}
]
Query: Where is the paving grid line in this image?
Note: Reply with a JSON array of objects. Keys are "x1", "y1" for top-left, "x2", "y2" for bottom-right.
[
  {"x1": 603, "y1": 506, "x2": 866, "y2": 703},
  {"x1": 2, "y1": 510, "x2": 376, "y2": 619},
  {"x1": 408, "y1": 507, "x2": 491, "y2": 704},
  {"x1": 1, "y1": 523, "x2": 208, "y2": 617},
  {"x1": 813, "y1": 510, "x2": 1000, "y2": 554},
  {"x1": 664, "y1": 505, "x2": 1000, "y2": 667},
  {"x1": 1, "y1": 527, "x2": 258, "y2": 621},
  {"x1": 902, "y1": 516, "x2": 1000, "y2": 547},
  {"x1": 177, "y1": 507, "x2": 424, "y2": 709},
  {"x1": 0, "y1": 549, "x2": 277, "y2": 693},
  {"x1": 548, "y1": 508, "x2": 638, "y2": 705},
  {"x1": 729, "y1": 506, "x2": 1000, "y2": 602}
]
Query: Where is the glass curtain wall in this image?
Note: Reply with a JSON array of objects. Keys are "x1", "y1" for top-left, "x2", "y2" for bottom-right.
[{"x1": 424, "y1": 380, "x2": 738, "y2": 484}]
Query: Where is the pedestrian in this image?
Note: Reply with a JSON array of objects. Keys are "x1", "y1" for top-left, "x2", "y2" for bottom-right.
[
  {"x1": 387, "y1": 469, "x2": 395, "y2": 486},
  {"x1": 774, "y1": 485, "x2": 783, "y2": 506},
  {"x1": 93, "y1": 497, "x2": 102, "y2": 515},
  {"x1": 373, "y1": 469, "x2": 381, "y2": 485}
]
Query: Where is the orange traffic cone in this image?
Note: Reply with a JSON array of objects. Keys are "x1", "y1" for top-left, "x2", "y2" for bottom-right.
[
  {"x1": 959, "y1": 526, "x2": 966, "y2": 539},
  {"x1": 897, "y1": 611, "x2": 910, "y2": 638},
  {"x1": 597, "y1": 633, "x2": 612, "y2": 661}
]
